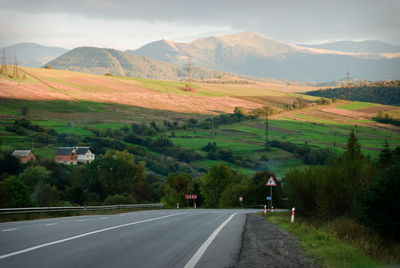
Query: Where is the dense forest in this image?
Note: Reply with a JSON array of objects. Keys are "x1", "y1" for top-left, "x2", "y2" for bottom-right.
[{"x1": 305, "y1": 81, "x2": 400, "y2": 106}]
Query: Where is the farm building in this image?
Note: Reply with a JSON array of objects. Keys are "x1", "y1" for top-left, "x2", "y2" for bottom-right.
[
  {"x1": 55, "y1": 146, "x2": 95, "y2": 165},
  {"x1": 75, "y1": 147, "x2": 95, "y2": 164},
  {"x1": 12, "y1": 150, "x2": 36, "y2": 163},
  {"x1": 55, "y1": 147, "x2": 78, "y2": 165}
]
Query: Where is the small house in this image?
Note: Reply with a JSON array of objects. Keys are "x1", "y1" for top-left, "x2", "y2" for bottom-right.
[
  {"x1": 12, "y1": 150, "x2": 36, "y2": 163},
  {"x1": 55, "y1": 147, "x2": 78, "y2": 165},
  {"x1": 75, "y1": 147, "x2": 95, "y2": 164}
]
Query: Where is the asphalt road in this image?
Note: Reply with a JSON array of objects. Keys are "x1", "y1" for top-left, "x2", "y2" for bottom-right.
[{"x1": 0, "y1": 209, "x2": 261, "y2": 268}]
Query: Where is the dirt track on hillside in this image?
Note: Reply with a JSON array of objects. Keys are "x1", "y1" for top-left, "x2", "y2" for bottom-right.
[{"x1": 237, "y1": 214, "x2": 318, "y2": 268}]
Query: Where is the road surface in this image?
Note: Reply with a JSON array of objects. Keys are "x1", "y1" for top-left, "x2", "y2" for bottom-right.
[{"x1": 0, "y1": 209, "x2": 260, "y2": 268}]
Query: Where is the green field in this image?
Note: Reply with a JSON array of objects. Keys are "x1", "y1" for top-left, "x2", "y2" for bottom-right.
[
  {"x1": 1, "y1": 83, "x2": 400, "y2": 178},
  {"x1": 337, "y1": 102, "x2": 379, "y2": 110}
]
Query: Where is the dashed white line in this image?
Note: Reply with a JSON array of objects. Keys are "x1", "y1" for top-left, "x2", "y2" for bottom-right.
[
  {"x1": 2, "y1": 228, "x2": 18, "y2": 232},
  {"x1": 184, "y1": 213, "x2": 237, "y2": 268},
  {"x1": 45, "y1": 223, "x2": 57, "y2": 226},
  {"x1": 77, "y1": 219, "x2": 87, "y2": 222},
  {"x1": 0, "y1": 212, "x2": 185, "y2": 260},
  {"x1": 100, "y1": 217, "x2": 108, "y2": 220}
]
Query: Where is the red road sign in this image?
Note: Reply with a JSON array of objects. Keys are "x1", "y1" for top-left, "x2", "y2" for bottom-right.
[
  {"x1": 266, "y1": 176, "x2": 277, "y2": 186},
  {"x1": 185, "y1": 195, "x2": 197, "y2": 199}
]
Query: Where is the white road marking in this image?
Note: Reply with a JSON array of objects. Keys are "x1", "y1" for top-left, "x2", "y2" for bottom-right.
[
  {"x1": 45, "y1": 223, "x2": 57, "y2": 226},
  {"x1": 77, "y1": 219, "x2": 87, "y2": 222},
  {"x1": 184, "y1": 213, "x2": 237, "y2": 268},
  {"x1": 100, "y1": 217, "x2": 108, "y2": 220},
  {"x1": 2, "y1": 228, "x2": 18, "y2": 232},
  {"x1": 0, "y1": 213, "x2": 185, "y2": 260}
]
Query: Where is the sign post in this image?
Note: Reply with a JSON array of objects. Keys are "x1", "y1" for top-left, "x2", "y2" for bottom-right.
[
  {"x1": 266, "y1": 176, "x2": 277, "y2": 210},
  {"x1": 239, "y1": 196, "x2": 243, "y2": 207}
]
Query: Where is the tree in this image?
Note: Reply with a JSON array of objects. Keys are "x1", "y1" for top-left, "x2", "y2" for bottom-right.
[
  {"x1": 35, "y1": 183, "x2": 60, "y2": 206},
  {"x1": 344, "y1": 130, "x2": 362, "y2": 161},
  {"x1": 234, "y1": 106, "x2": 247, "y2": 117},
  {"x1": 162, "y1": 172, "x2": 192, "y2": 206},
  {"x1": 201, "y1": 164, "x2": 233, "y2": 207},
  {"x1": 19, "y1": 165, "x2": 52, "y2": 194},
  {"x1": 85, "y1": 150, "x2": 146, "y2": 201},
  {"x1": 0, "y1": 176, "x2": 34, "y2": 208},
  {"x1": 356, "y1": 147, "x2": 400, "y2": 239},
  {"x1": 21, "y1": 106, "x2": 29, "y2": 116},
  {"x1": 0, "y1": 152, "x2": 20, "y2": 177}
]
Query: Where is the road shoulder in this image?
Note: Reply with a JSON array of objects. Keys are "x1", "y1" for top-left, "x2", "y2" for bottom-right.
[{"x1": 238, "y1": 213, "x2": 318, "y2": 268}]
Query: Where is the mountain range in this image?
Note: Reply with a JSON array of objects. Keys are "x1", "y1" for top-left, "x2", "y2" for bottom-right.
[
  {"x1": 1, "y1": 43, "x2": 68, "y2": 67},
  {"x1": 127, "y1": 32, "x2": 400, "y2": 81},
  {"x1": 4, "y1": 32, "x2": 400, "y2": 82},
  {"x1": 298, "y1": 40, "x2": 400, "y2": 53},
  {"x1": 45, "y1": 47, "x2": 233, "y2": 80}
]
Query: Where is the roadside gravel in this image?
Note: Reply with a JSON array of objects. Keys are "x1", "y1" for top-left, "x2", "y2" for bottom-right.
[{"x1": 237, "y1": 213, "x2": 319, "y2": 268}]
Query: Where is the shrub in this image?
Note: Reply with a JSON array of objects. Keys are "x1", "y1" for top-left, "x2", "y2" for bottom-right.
[{"x1": 103, "y1": 194, "x2": 134, "y2": 205}]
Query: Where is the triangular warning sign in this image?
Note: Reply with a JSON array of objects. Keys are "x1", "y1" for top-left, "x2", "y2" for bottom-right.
[{"x1": 266, "y1": 176, "x2": 277, "y2": 186}]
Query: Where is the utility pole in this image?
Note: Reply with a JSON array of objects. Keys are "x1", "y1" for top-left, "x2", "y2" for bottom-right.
[
  {"x1": 0, "y1": 48, "x2": 6, "y2": 74},
  {"x1": 185, "y1": 56, "x2": 192, "y2": 89},
  {"x1": 264, "y1": 106, "x2": 272, "y2": 150},
  {"x1": 13, "y1": 54, "x2": 19, "y2": 78},
  {"x1": 345, "y1": 69, "x2": 350, "y2": 87}
]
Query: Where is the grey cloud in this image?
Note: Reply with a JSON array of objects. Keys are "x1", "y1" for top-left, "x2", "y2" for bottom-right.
[{"x1": 0, "y1": 0, "x2": 399, "y2": 44}]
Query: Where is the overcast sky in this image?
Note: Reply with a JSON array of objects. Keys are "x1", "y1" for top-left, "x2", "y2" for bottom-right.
[{"x1": 0, "y1": 0, "x2": 399, "y2": 50}]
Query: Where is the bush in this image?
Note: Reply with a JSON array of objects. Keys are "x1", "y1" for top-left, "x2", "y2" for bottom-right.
[
  {"x1": 356, "y1": 148, "x2": 400, "y2": 240},
  {"x1": 103, "y1": 194, "x2": 135, "y2": 205}
]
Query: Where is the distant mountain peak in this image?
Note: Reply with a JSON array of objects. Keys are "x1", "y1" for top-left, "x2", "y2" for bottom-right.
[
  {"x1": 1, "y1": 42, "x2": 68, "y2": 67},
  {"x1": 298, "y1": 40, "x2": 400, "y2": 53}
]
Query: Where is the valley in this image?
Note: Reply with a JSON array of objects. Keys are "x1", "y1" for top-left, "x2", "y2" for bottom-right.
[{"x1": 1, "y1": 66, "x2": 399, "y2": 177}]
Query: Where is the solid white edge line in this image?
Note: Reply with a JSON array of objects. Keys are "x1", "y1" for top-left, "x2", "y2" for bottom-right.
[
  {"x1": 0, "y1": 212, "x2": 184, "y2": 260},
  {"x1": 184, "y1": 213, "x2": 237, "y2": 268}
]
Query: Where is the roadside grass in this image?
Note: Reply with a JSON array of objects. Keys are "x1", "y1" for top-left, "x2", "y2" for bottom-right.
[{"x1": 260, "y1": 212, "x2": 393, "y2": 268}]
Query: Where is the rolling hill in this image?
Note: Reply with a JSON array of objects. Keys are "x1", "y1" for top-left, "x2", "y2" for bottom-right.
[
  {"x1": 127, "y1": 32, "x2": 400, "y2": 82},
  {"x1": 1, "y1": 43, "x2": 68, "y2": 67},
  {"x1": 45, "y1": 47, "x2": 234, "y2": 80},
  {"x1": 1, "y1": 67, "x2": 400, "y2": 177}
]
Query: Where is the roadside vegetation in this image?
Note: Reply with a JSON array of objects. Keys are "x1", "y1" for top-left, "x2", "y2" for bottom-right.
[
  {"x1": 262, "y1": 212, "x2": 388, "y2": 267},
  {"x1": 260, "y1": 132, "x2": 400, "y2": 267}
]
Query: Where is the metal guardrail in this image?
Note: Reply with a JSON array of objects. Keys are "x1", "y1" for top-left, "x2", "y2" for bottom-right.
[{"x1": 0, "y1": 203, "x2": 164, "y2": 215}]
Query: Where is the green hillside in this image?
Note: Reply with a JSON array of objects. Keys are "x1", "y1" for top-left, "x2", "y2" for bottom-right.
[
  {"x1": 1, "y1": 96, "x2": 399, "y2": 178},
  {"x1": 45, "y1": 47, "x2": 234, "y2": 80}
]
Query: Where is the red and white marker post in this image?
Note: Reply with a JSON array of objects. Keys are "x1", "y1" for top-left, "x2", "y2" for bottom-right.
[
  {"x1": 177, "y1": 203, "x2": 180, "y2": 209},
  {"x1": 291, "y1": 207, "x2": 295, "y2": 223},
  {"x1": 263, "y1": 205, "x2": 267, "y2": 214},
  {"x1": 271, "y1": 206, "x2": 274, "y2": 212}
]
